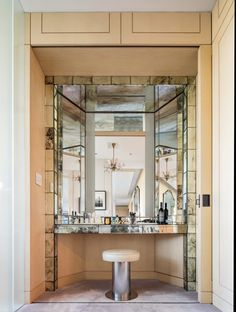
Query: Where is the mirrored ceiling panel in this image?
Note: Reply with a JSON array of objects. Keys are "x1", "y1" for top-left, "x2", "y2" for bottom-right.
[
  {"x1": 94, "y1": 113, "x2": 144, "y2": 132},
  {"x1": 60, "y1": 95, "x2": 85, "y2": 149},
  {"x1": 155, "y1": 85, "x2": 184, "y2": 110},
  {"x1": 86, "y1": 85, "x2": 154, "y2": 113},
  {"x1": 58, "y1": 84, "x2": 184, "y2": 113},
  {"x1": 59, "y1": 85, "x2": 85, "y2": 109}
]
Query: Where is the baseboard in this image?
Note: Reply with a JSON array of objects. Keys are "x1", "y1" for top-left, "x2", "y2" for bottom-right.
[
  {"x1": 155, "y1": 271, "x2": 183, "y2": 287},
  {"x1": 213, "y1": 293, "x2": 233, "y2": 312},
  {"x1": 84, "y1": 271, "x2": 159, "y2": 280},
  {"x1": 24, "y1": 281, "x2": 45, "y2": 303},
  {"x1": 84, "y1": 271, "x2": 111, "y2": 280},
  {"x1": 57, "y1": 271, "x2": 183, "y2": 288},
  {"x1": 132, "y1": 271, "x2": 159, "y2": 279},
  {"x1": 198, "y1": 291, "x2": 212, "y2": 303},
  {"x1": 58, "y1": 272, "x2": 85, "y2": 288}
]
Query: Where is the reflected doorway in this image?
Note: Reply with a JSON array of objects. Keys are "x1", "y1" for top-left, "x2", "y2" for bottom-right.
[{"x1": 95, "y1": 135, "x2": 145, "y2": 217}]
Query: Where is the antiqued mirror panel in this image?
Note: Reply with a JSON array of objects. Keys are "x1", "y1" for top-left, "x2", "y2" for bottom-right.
[
  {"x1": 55, "y1": 89, "x2": 86, "y2": 224},
  {"x1": 54, "y1": 83, "x2": 190, "y2": 224},
  {"x1": 154, "y1": 91, "x2": 185, "y2": 223}
]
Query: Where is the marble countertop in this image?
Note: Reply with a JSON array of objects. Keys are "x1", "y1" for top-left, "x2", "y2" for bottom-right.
[{"x1": 55, "y1": 223, "x2": 187, "y2": 234}]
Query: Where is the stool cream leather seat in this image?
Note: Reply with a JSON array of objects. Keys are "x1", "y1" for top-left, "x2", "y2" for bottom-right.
[
  {"x1": 103, "y1": 249, "x2": 140, "y2": 262},
  {"x1": 102, "y1": 249, "x2": 140, "y2": 301}
]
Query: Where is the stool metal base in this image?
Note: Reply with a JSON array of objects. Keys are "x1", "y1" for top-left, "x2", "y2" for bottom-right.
[
  {"x1": 106, "y1": 260, "x2": 138, "y2": 301},
  {"x1": 105, "y1": 289, "x2": 138, "y2": 301}
]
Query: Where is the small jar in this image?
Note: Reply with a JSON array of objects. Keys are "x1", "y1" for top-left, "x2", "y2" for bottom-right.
[
  {"x1": 111, "y1": 216, "x2": 116, "y2": 224},
  {"x1": 104, "y1": 217, "x2": 111, "y2": 225}
]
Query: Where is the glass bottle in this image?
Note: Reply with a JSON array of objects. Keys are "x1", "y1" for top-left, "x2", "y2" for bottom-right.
[
  {"x1": 159, "y1": 202, "x2": 164, "y2": 224},
  {"x1": 164, "y1": 203, "x2": 169, "y2": 224}
]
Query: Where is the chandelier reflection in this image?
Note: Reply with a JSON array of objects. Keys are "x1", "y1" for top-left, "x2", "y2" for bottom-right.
[
  {"x1": 105, "y1": 143, "x2": 123, "y2": 172},
  {"x1": 156, "y1": 157, "x2": 176, "y2": 181},
  {"x1": 163, "y1": 157, "x2": 176, "y2": 181}
]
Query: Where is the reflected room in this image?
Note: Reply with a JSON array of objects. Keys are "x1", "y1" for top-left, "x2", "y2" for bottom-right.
[{"x1": 55, "y1": 83, "x2": 187, "y2": 225}]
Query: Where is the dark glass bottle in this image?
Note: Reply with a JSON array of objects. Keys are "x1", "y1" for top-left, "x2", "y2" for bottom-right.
[
  {"x1": 159, "y1": 202, "x2": 164, "y2": 224},
  {"x1": 164, "y1": 203, "x2": 169, "y2": 224}
]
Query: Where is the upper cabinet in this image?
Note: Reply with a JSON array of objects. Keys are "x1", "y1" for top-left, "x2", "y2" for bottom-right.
[
  {"x1": 121, "y1": 12, "x2": 211, "y2": 46},
  {"x1": 30, "y1": 13, "x2": 121, "y2": 46},
  {"x1": 30, "y1": 12, "x2": 211, "y2": 46}
]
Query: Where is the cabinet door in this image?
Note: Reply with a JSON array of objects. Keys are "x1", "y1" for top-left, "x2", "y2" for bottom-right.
[
  {"x1": 121, "y1": 12, "x2": 211, "y2": 46},
  {"x1": 31, "y1": 12, "x2": 120, "y2": 46}
]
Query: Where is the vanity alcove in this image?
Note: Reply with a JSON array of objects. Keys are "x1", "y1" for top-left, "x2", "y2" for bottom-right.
[{"x1": 43, "y1": 70, "x2": 196, "y2": 292}]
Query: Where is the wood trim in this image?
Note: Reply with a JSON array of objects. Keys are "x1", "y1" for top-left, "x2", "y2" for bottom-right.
[
  {"x1": 24, "y1": 45, "x2": 31, "y2": 305},
  {"x1": 212, "y1": 1, "x2": 234, "y2": 308},
  {"x1": 212, "y1": 0, "x2": 234, "y2": 42},
  {"x1": 58, "y1": 272, "x2": 85, "y2": 288},
  {"x1": 213, "y1": 293, "x2": 233, "y2": 312},
  {"x1": 84, "y1": 271, "x2": 160, "y2": 280},
  {"x1": 132, "y1": 12, "x2": 200, "y2": 34},
  {"x1": 121, "y1": 12, "x2": 211, "y2": 46},
  {"x1": 198, "y1": 292, "x2": 213, "y2": 304},
  {"x1": 41, "y1": 13, "x2": 110, "y2": 34},
  {"x1": 218, "y1": 0, "x2": 228, "y2": 15},
  {"x1": 24, "y1": 13, "x2": 31, "y2": 45},
  {"x1": 58, "y1": 271, "x2": 161, "y2": 284},
  {"x1": 155, "y1": 272, "x2": 183, "y2": 288},
  {"x1": 57, "y1": 271, "x2": 182, "y2": 288},
  {"x1": 31, "y1": 12, "x2": 121, "y2": 46},
  {"x1": 24, "y1": 281, "x2": 45, "y2": 303},
  {"x1": 196, "y1": 45, "x2": 212, "y2": 304},
  {"x1": 30, "y1": 12, "x2": 211, "y2": 46}
]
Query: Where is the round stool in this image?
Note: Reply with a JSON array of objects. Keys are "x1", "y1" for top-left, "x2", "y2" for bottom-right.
[{"x1": 102, "y1": 249, "x2": 140, "y2": 301}]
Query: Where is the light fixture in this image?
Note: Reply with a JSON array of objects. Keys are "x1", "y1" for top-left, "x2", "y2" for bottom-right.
[
  {"x1": 162, "y1": 157, "x2": 176, "y2": 181},
  {"x1": 105, "y1": 143, "x2": 123, "y2": 172},
  {"x1": 73, "y1": 174, "x2": 80, "y2": 182}
]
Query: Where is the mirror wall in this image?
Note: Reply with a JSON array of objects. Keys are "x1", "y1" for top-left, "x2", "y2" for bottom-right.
[
  {"x1": 155, "y1": 88, "x2": 184, "y2": 222},
  {"x1": 55, "y1": 83, "x2": 186, "y2": 224},
  {"x1": 56, "y1": 88, "x2": 86, "y2": 224}
]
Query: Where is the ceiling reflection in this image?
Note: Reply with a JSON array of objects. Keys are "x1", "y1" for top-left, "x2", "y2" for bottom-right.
[
  {"x1": 59, "y1": 84, "x2": 185, "y2": 151},
  {"x1": 58, "y1": 84, "x2": 184, "y2": 113}
]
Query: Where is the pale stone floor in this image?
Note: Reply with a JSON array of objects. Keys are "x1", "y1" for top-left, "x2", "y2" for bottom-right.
[{"x1": 18, "y1": 280, "x2": 221, "y2": 312}]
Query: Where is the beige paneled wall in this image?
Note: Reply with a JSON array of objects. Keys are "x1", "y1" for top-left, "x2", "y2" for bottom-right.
[
  {"x1": 29, "y1": 48, "x2": 45, "y2": 301},
  {"x1": 212, "y1": 0, "x2": 234, "y2": 311},
  {"x1": 30, "y1": 12, "x2": 211, "y2": 46},
  {"x1": 33, "y1": 47, "x2": 198, "y2": 77},
  {"x1": 21, "y1": 4, "x2": 222, "y2": 308},
  {"x1": 58, "y1": 235, "x2": 85, "y2": 287},
  {"x1": 58, "y1": 234, "x2": 184, "y2": 287},
  {"x1": 84, "y1": 235, "x2": 155, "y2": 275},
  {"x1": 196, "y1": 45, "x2": 212, "y2": 304},
  {"x1": 27, "y1": 9, "x2": 205, "y2": 297},
  {"x1": 31, "y1": 12, "x2": 121, "y2": 46},
  {"x1": 212, "y1": 0, "x2": 234, "y2": 40},
  {"x1": 155, "y1": 235, "x2": 184, "y2": 287},
  {"x1": 121, "y1": 13, "x2": 211, "y2": 45}
]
